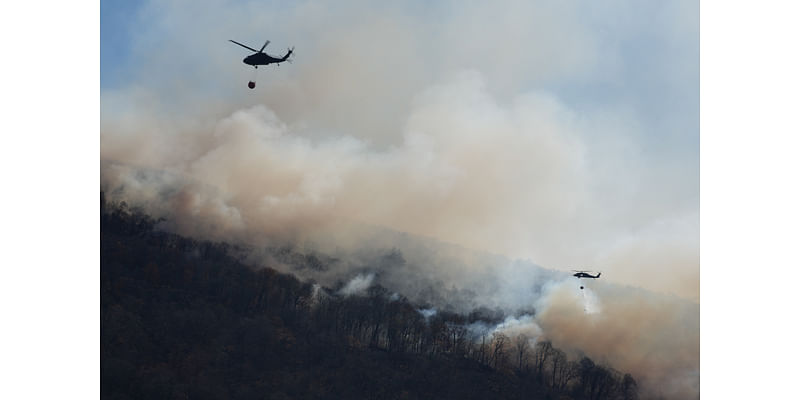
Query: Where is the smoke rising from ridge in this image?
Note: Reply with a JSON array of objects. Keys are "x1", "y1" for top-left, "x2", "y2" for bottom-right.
[
  {"x1": 338, "y1": 273, "x2": 375, "y2": 297},
  {"x1": 102, "y1": 1, "x2": 699, "y2": 398},
  {"x1": 102, "y1": 0, "x2": 698, "y2": 301},
  {"x1": 102, "y1": 70, "x2": 697, "y2": 300}
]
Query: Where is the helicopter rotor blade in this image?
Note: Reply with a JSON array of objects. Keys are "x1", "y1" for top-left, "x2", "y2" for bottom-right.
[
  {"x1": 229, "y1": 40, "x2": 259, "y2": 53},
  {"x1": 259, "y1": 39, "x2": 270, "y2": 53}
]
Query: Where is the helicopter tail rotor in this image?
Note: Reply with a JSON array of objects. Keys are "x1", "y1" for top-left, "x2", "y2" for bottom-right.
[{"x1": 283, "y1": 46, "x2": 295, "y2": 63}]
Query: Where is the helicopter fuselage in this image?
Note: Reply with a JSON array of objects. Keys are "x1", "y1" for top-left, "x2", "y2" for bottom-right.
[{"x1": 244, "y1": 53, "x2": 284, "y2": 67}]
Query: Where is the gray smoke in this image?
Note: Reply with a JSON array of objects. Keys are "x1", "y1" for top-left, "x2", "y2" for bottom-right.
[{"x1": 102, "y1": 1, "x2": 699, "y2": 398}]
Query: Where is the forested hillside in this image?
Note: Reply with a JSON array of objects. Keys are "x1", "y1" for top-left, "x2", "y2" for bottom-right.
[{"x1": 101, "y1": 193, "x2": 638, "y2": 400}]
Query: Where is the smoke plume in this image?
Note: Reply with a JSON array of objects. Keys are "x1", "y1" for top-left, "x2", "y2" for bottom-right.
[
  {"x1": 338, "y1": 273, "x2": 375, "y2": 297},
  {"x1": 102, "y1": 1, "x2": 699, "y2": 398}
]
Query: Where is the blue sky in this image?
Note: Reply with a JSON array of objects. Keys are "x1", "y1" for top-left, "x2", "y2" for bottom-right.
[{"x1": 101, "y1": 0, "x2": 143, "y2": 88}]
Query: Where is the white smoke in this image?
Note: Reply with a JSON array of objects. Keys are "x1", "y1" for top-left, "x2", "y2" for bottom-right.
[
  {"x1": 492, "y1": 314, "x2": 543, "y2": 340},
  {"x1": 581, "y1": 286, "x2": 603, "y2": 315},
  {"x1": 338, "y1": 273, "x2": 375, "y2": 296},
  {"x1": 418, "y1": 308, "x2": 437, "y2": 319}
]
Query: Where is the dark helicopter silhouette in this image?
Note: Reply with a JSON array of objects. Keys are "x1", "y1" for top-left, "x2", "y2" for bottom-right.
[
  {"x1": 229, "y1": 39, "x2": 294, "y2": 68},
  {"x1": 572, "y1": 270, "x2": 601, "y2": 279}
]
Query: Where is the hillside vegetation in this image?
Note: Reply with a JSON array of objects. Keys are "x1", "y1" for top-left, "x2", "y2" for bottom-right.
[{"x1": 101, "y1": 193, "x2": 638, "y2": 400}]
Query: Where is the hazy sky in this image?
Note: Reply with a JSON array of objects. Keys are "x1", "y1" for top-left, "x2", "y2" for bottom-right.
[{"x1": 101, "y1": 0, "x2": 699, "y2": 301}]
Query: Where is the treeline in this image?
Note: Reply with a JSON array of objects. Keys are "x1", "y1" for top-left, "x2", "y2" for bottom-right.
[
  {"x1": 308, "y1": 288, "x2": 638, "y2": 400},
  {"x1": 101, "y1": 193, "x2": 638, "y2": 399}
]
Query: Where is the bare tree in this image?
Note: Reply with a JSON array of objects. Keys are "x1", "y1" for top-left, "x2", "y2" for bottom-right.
[
  {"x1": 621, "y1": 373, "x2": 639, "y2": 400},
  {"x1": 549, "y1": 347, "x2": 571, "y2": 391},
  {"x1": 533, "y1": 340, "x2": 554, "y2": 381},
  {"x1": 489, "y1": 332, "x2": 509, "y2": 369},
  {"x1": 590, "y1": 366, "x2": 618, "y2": 400},
  {"x1": 476, "y1": 333, "x2": 488, "y2": 365},
  {"x1": 513, "y1": 334, "x2": 531, "y2": 373},
  {"x1": 577, "y1": 356, "x2": 596, "y2": 397}
]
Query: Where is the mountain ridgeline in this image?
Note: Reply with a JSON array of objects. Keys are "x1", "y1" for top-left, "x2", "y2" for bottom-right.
[{"x1": 101, "y1": 192, "x2": 640, "y2": 400}]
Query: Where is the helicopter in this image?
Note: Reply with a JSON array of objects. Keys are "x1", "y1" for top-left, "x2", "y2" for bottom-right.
[
  {"x1": 572, "y1": 270, "x2": 601, "y2": 290},
  {"x1": 229, "y1": 39, "x2": 294, "y2": 68},
  {"x1": 572, "y1": 270, "x2": 601, "y2": 279},
  {"x1": 229, "y1": 38, "x2": 294, "y2": 88}
]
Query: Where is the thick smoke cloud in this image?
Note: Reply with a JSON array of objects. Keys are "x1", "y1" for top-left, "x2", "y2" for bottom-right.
[
  {"x1": 102, "y1": 0, "x2": 698, "y2": 300},
  {"x1": 102, "y1": 0, "x2": 698, "y2": 398},
  {"x1": 102, "y1": 71, "x2": 697, "y2": 299}
]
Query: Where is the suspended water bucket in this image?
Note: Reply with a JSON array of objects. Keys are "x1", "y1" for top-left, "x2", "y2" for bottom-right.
[{"x1": 248, "y1": 67, "x2": 258, "y2": 89}]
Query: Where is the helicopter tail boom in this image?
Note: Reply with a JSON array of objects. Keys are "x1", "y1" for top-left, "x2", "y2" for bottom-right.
[{"x1": 281, "y1": 47, "x2": 294, "y2": 62}]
